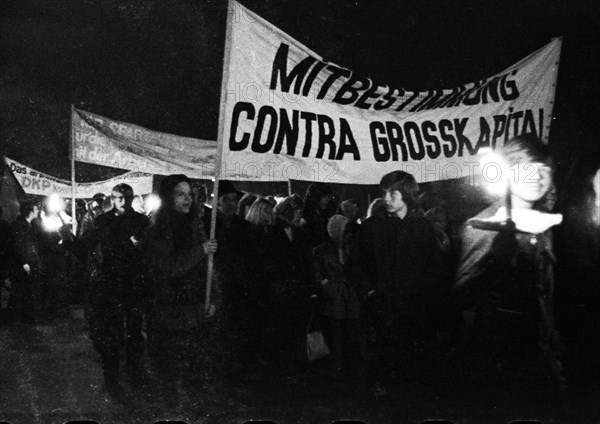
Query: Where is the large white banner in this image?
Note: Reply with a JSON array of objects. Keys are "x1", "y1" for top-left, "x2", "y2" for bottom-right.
[
  {"x1": 73, "y1": 108, "x2": 217, "y2": 178},
  {"x1": 5, "y1": 157, "x2": 153, "y2": 198},
  {"x1": 218, "y1": 1, "x2": 561, "y2": 184}
]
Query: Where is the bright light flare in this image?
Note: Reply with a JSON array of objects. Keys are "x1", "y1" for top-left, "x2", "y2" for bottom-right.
[
  {"x1": 479, "y1": 151, "x2": 509, "y2": 197},
  {"x1": 41, "y1": 211, "x2": 62, "y2": 232},
  {"x1": 593, "y1": 168, "x2": 600, "y2": 226},
  {"x1": 594, "y1": 169, "x2": 600, "y2": 209},
  {"x1": 144, "y1": 194, "x2": 161, "y2": 214},
  {"x1": 47, "y1": 193, "x2": 64, "y2": 213}
]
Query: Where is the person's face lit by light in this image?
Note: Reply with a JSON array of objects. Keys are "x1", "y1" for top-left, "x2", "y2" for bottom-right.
[
  {"x1": 173, "y1": 182, "x2": 193, "y2": 214},
  {"x1": 509, "y1": 162, "x2": 552, "y2": 208},
  {"x1": 111, "y1": 191, "x2": 132, "y2": 215},
  {"x1": 383, "y1": 189, "x2": 407, "y2": 218},
  {"x1": 91, "y1": 201, "x2": 103, "y2": 218}
]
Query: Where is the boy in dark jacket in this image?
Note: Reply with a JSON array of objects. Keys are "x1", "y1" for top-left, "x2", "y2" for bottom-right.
[
  {"x1": 60, "y1": 184, "x2": 149, "y2": 397},
  {"x1": 349, "y1": 171, "x2": 445, "y2": 384}
]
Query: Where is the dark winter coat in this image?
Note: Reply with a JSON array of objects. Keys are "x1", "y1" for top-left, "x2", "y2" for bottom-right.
[
  {"x1": 313, "y1": 241, "x2": 360, "y2": 319},
  {"x1": 143, "y1": 211, "x2": 209, "y2": 332},
  {"x1": 348, "y1": 213, "x2": 445, "y2": 331},
  {"x1": 302, "y1": 208, "x2": 331, "y2": 248},
  {"x1": 262, "y1": 220, "x2": 315, "y2": 302},
  {"x1": 454, "y1": 203, "x2": 557, "y2": 360},
  {"x1": 68, "y1": 208, "x2": 149, "y2": 307},
  {"x1": 213, "y1": 212, "x2": 254, "y2": 311}
]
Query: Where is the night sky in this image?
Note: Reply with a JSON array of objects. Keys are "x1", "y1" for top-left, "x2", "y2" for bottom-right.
[{"x1": 1, "y1": 0, "x2": 599, "y2": 188}]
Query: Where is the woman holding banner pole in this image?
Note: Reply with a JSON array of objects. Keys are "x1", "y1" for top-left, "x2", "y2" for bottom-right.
[{"x1": 143, "y1": 174, "x2": 218, "y2": 404}]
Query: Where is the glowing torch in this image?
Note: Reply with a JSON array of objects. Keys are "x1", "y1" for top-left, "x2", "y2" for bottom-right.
[
  {"x1": 48, "y1": 193, "x2": 63, "y2": 214},
  {"x1": 468, "y1": 148, "x2": 516, "y2": 232},
  {"x1": 144, "y1": 194, "x2": 161, "y2": 216},
  {"x1": 43, "y1": 194, "x2": 72, "y2": 233}
]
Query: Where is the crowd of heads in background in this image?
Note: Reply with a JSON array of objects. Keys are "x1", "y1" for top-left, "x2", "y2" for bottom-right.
[
  {"x1": 4, "y1": 179, "x2": 460, "y2": 245},
  {"x1": 6, "y1": 134, "x2": 595, "y2": 245}
]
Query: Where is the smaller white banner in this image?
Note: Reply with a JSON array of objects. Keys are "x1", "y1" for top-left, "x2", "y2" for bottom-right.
[{"x1": 5, "y1": 157, "x2": 154, "y2": 198}]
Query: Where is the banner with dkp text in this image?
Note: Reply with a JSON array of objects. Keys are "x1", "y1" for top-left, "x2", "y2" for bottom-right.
[
  {"x1": 5, "y1": 157, "x2": 153, "y2": 198},
  {"x1": 72, "y1": 108, "x2": 217, "y2": 179},
  {"x1": 218, "y1": 1, "x2": 561, "y2": 184}
]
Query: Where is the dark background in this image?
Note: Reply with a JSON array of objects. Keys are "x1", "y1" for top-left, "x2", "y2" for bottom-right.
[{"x1": 1, "y1": 0, "x2": 599, "y2": 199}]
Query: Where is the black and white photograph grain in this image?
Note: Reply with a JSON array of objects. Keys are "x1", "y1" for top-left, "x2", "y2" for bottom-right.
[{"x1": 1, "y1": 1, "x2": 599, "y2": 423}]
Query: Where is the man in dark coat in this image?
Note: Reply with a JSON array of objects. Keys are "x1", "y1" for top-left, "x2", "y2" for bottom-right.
[
  {"x1": 10, "y1": 200, "x2": 41, "y2": 323},
  {"x1": 349, "y1": 171, "x2": 445, "y2": 383},
  {"x1": 60, "y1": 183, "x2": 149, "y2": 396},
  {"x1": 212, "y1": 180, "x2": 258, "y2": 378}
]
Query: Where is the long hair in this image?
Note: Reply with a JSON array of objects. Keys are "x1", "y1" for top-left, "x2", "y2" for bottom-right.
[
  {"x1": 502, "y1": 134, "x2": 552, "y2": 168},
  {"x1": 379, "y1": 170, "x2": 420, "y2": 215},
  {"x1": 238, "y1": 193, "x2": 258, "y2": 218},
  {"x1": 304, "y1": 182, "x2": 332, "y2": 212},
  {"x1": 245, "y1": 197, "x2": 274, "y2": 227},
  {"x1": 153, "y1": 174, "x2": 199, "y2": 229}
]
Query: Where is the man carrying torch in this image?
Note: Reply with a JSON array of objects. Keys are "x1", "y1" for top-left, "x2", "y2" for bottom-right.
[{"x1": 454, "y1": 135, "x2": 566, "y2": 404}]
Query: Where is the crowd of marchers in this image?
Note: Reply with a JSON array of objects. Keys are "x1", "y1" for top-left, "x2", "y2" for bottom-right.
[{"x1": 0, "y1": 134, "x2": 599, "y2": 406}]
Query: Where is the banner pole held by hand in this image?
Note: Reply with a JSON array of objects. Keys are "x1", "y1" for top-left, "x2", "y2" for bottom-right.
[{"x1": 205, "y1": 0, "x2": 236, "y2": 316}]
